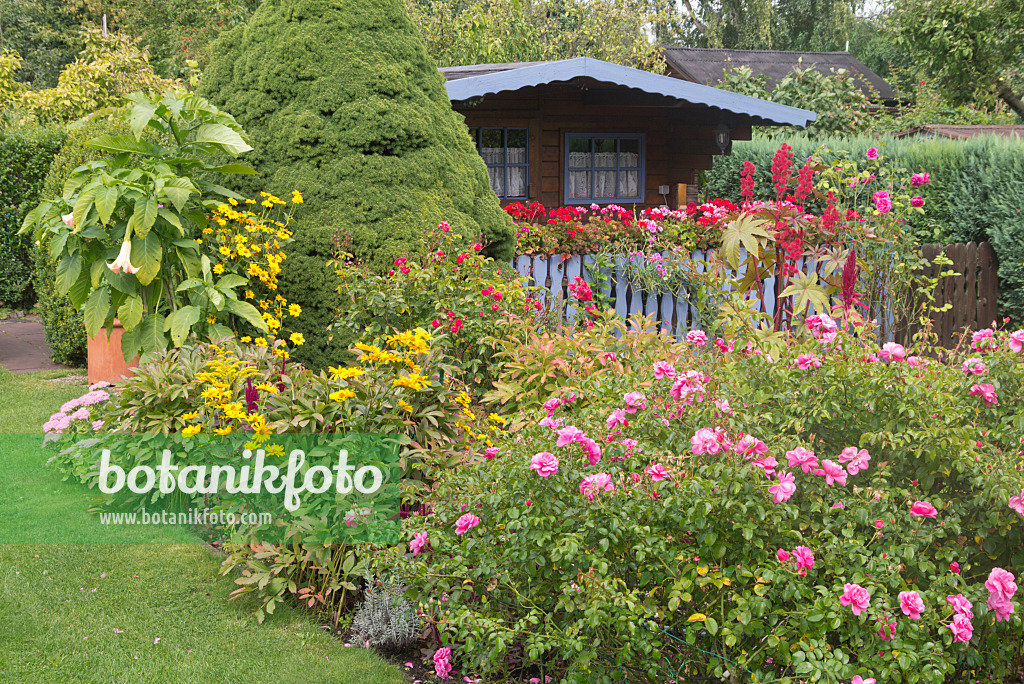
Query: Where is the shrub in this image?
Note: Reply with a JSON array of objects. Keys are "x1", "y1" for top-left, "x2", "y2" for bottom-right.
[
  {"x1": 0, "y1": 123, "x2": 64, "y2": 308},
  {"x1": 34, "y1": 118, "x2": 129, "y2": 366},
  {"x1": 199, "y1": 0, "x2": 514, "y2": 370},
  {"x1": 703, "y1": 134, "x2": 1024, "y2": 325},
  {"x1": 405, "y1": 326, "x2": 1024, "y2": 683}
]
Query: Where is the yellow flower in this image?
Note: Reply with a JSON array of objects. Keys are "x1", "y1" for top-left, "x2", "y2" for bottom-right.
[
  {"x1": 289, "y1": 332, "x2": 305, "y2": 346},
  {"x1": 255, "y1": 382, "x2": 280, "y2": 395},
  {"x1": 219, "y1": 246, "x2": 231, "y2": 257},
  {"x1": 182, "y1": 410, "x2": 198, "y2": 421},
  {"x1": 392, "y1": 373, "x2": 429, "y2": 391},
  {"x1": 329, "y1": 388, "x2": 357, "y2": 402},
  {"x1": 254, "y1": 337, "x2": 267, "y2": 347},
  {"x1": 397, "y1": 399, "x2": 413, "y2": 413},
  {"x1": 291, "y1": 190, "x2": 303, "y2": 204},
  {"x1": 182, "y1": 425, "x2": 201, "y2": 436},
  {"x1": 240, "y1": 336, "x2": 252, "y2": 343},
  {"x1": 213, "y1": 264, "x2": 225, "y2": 274},
  {"x1": 489, "y1": 413, "x2": 507, "y2": 426},
  {"x1": 247, "y1": 414, "x2": 273, "y2": 435},
  {"x1": 206, "y1": 315, "x2": 217, "y2": 324},
  {"x1": 245, "y1": 290, "x2": 254, "y2": 299},
  {"x1": 288, "y1": 303, "x2": 302, "y2": 317},
  {"x1": 214, "y1": 426, "x2": 232, "y2": 435},
  {"x1": 228, "y1": 197, "x2": 238, "y2": 206},
  {"x1": 329, "y1": 366, "x2": 366, "y2": 381}
]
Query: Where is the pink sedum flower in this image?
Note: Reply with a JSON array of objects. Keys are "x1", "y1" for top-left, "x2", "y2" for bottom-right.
[
  {"x1": 910, "y1": 500, "x2": 938, "y2": 518},
  {"x1": 454, "y1": 513, "x2": 480, "y2": 535},
  {"x1": 840, "y1": 583, "x2": 870, "y2": 615},
  {"x1": 786, "y1": 446, "x2": 818, "y2": 473},
  {"x1": 410, "y1": 531, "x2": 429, "y2": 555},
  {"x1": 768, "y1": 470, "x2": 796, "y2": 503},
  {"x1": 793, "y1": 545, "x2": 815, "y2": 570},
  {"x1": 530, "y1": 452, "x2": 559, "y2": 477},
  {"x1": 968, "y1": 383, "x2": 999, "y2": 406},
  {"x1": 580, "y1": 473, "x2": 614, "y2": 501},
  {"x1": 899, "y1": 590, "x2": 925, "y2": 619},
  {"x1": 645, "y1": 463, "x2": 668, "y2": 481}
]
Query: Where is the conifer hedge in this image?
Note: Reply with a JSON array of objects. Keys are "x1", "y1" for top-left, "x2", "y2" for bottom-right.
[
  {"x1": 703, "y1": 134, "x2": 1024, "y2": 325},
  {"x1": 199, "y1": 0, "x2": 514, "y2": 369}
]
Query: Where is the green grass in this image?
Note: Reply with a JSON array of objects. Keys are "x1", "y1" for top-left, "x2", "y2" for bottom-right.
[{"x1": 0, "y1": 369, "x2": 407, "y2": 684}]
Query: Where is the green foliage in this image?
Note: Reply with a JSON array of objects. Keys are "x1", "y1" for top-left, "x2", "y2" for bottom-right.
[
  {"x1": 406, "y1": 0, "x2": 666, "y2": 70},
  {"x1": 0, "y1": 124, "x2": 64, "y2": 308},
  {"x1": 406, "y1": 327, "x2": 1024, "y2": 682},
  {"x1": 22, "y1": 90, "x2": 266, "y2": 362},
  {"x1": 199, "y1": 0, "x2": 515, "y2": 371},
  {"x1": 718, "y1": 62, "x2": 872, "y2": 136},
  {"x1": 888, "y1": 0, "x2": 1024, "y2": 119},
  {"x1": 703, "y1": 133, "x2": 1024, "y2": 324},
  {"x1": 0, "y1": 0, "x2": 83, "y2": 88},
  {"x1": 670, "y1": 0, "x2": 853, "y2": 51}
]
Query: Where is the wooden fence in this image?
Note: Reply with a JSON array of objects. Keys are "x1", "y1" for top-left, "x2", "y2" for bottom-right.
[{"x1": 512, "y1": 242, "x2": 998, "y2": 345}]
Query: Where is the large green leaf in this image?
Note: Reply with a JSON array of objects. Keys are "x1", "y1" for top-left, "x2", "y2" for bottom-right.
[
  {"x1": 117, "y1": 296, "x2": 144, "y2": 332},
  {"x1": 67, "y1": 270, "x2": 91, "y2": 309},
  {"x1": 133, "y1": 196, "x2": 158, "y2": 238},
  {"x1": 94, "y1": 186, "x2": 118, "y2": 225},
  {"x1": 86, "y1": 135, "x2": 159, "y2": 156},
  {"x1": 719, "y1": 214, "x2": 771, "y2": 271},
  {"x1": 160, "y1": 177, "x2": 196, "y2": 213},
  {"x1": 216, "y1": 274, "x2": 248, "y2": 290},
  {"x1": 55, "y1": 254, "x2": 82, "y2": 296},
  {"x1": 131, "y1": 232, "x2": 163, "y2": 286},
  {"x1": 228, "y1": 300, "x2": 268, "y2": 333},
  {"x1": 120, "y1": 324, "x2": 142, "y2": 363},
  {"x1": 158, "y1": 208, "x2": 183, "y2": 233},
  {"x1": 165, "y1": 306, "x2": 200, "y2": 346},
  {"x1": 139, "y1": 313, "x2": 167, "y2": 353},
  {"x1": 128, "y1": 101, "x2": 159, "y2": 140},
  {"x1": 203, "y1": 163, "x2": 257, "y2": 175},
  {"x1": 193, "y1": 124, "x2": 252, "y2": 156},
  {"x1": 71, "y1": 185, "x2": 98, "y2": 233},
  {"x1": 779, "y1": 272, "x2": 831, "y2": 317},
  {"x1": 83, "y1": 286, "x2": 111, "y2": 338}
]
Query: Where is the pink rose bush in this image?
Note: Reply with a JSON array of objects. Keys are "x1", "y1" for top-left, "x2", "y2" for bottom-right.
[{"x1": 405, "y1": 321, "x2": 1024, "y2": 683}]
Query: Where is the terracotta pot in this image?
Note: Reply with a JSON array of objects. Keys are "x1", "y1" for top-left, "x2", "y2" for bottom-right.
[{"x1": 87, "y1": 319, "x2": 140, "y2": 385}]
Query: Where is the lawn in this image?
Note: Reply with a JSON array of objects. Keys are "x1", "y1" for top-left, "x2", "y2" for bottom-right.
[{"x1": 0, "y1": 368, "x2": 407, "y2": 684}]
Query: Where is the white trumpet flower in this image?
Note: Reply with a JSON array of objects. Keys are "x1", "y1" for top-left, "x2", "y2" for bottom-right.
[
  {"x1": 107, "y1": 240, "x2": 139, "y2": 275},
  {"x1": 61, "y1": 213, "x2": 74, "y2": 227}
]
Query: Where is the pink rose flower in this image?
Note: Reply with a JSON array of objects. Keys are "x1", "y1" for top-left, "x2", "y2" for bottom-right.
[
  {"x1": 987, "y1": 593, "x2": 1015, "y2": 622},
  {"x1": 899, "y1": 590, "x2": 925, "y2": 619},
  {"x1": 768, "y1": 471, "x2": 796, "y2": 503},
  {"x1": 623, "y1": 391, "x2": 647, "y2": 413},
  {"x1": 686, "y1": 330, "x2": 708, "y2": 345},
  {"x1": 793, "y1": 545, "x2": 815, "y2": 570},
  {"x1": 968, "y1": 383, "x2": 999, "y2": 407},
  {"x1": 454, "y1": 513, "x2": 480, "y2": 535},
  {"x1": 542, "y1": 397, "x2": 561, "y2": 416},
  {"x1": 606, "y1": 409, "x2": 628, "y2": 430},
  {"x1": 1009, "y1": 488, "x2": 1024, "y2": 517},
  {"x1": 1009, "y1": 329, "x2": 1024, "y2": 353},
  {"x1": 645, "y1": 463, "x2": 668, "y2": 481},
  {"x1": 910, "y1": 172, "x2": 929, "y2": 186},
  {"x1": 433, "y1": 647, "x2": 452, "y2": 679},
  {"x1": 530, "y1": 452, "x2": 559, "y2": 477},
  {"x1": 538, "y1": 416, "x2": 562, "y2": 430},
  {"x1": 776, "y1": 548, "x2": 790, "y2": 562},
  {"x1": 786, "y1": 446, "x2": 818, "y2": 473},
  {"x1": 985, "y1": 568, "x2": 1018, "y2": 601},
  {"x1": 484, "y1": 447, "x2": 500, "y2": 459},
  {"x1": 752, "y1": 456, "x2": 778, "y2": 478},
  {"x1": 874, "y1": 520, "x2": 884, "y2": 529},
  {"x1": 910, "y1": 500, "x2": 938, "y2": 518},
  {"x1": 962, "y1": 358, "x2": 986, "y2": 375},
  {"x1": 840, "y1": 583, "x2": 870, "y2": 615},
  {"x1": 821, "y1": 459, "x2": 848, "y2": 486},
  {"x1": 877, "y1": 618, "x2": 896, "y2": 640},
  {"x1": 950, "y1": 562, "x2": 960, "y2": 574},
  {"x1": 410, "y1": 531, "x2": 429, "y2": 555},
  {"x1": 910, "y1": 196, "x2": 924, "y2": 207},
  {"x1": 949, "y1": 613, "x2": 974, "y2": 642},
  {"x1": 796, "y1": 353, "x2": 821, "y2": 370},
  {"x1": 580, "y1": 473, "x2": 614, "y2": 501},
  {"x1": 971, "y1": 328, "x2": 996, "y2": 351},
  {"x1": 735, "y1": 434, "x2": 768, "y2": 458},
  {"x1": 878, "y1": 341, "x2": 905, "y2": 362},
  {"x1": 556, "y1": 426, "x2": 585, "y2": 447},
  {"x1": 866, "y1": 147, "x2": 879, "y2": 160},
  {"x1": 839, "y1": 447, "x2": 871, "y2": 475},
  {"x1": 579, "y1": 437, "x2": 602, "y2": 466},
  {"x1": 852, "y1": 675, "x2": 877, "y2": 684},
  {"x1": 653, "y1": 361, "x2": 676, "y2": 379},
  {"x1": 946, "y1": 594, "x2": 974, "y2": 619}
]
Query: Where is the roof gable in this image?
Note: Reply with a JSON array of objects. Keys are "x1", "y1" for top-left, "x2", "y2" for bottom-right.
[
  {"x1": 661, "y1": 47, "x2": 897, "y2": 101},
  {"x1": 440, "y1": 57, "x2": 816, "y2": 129}
]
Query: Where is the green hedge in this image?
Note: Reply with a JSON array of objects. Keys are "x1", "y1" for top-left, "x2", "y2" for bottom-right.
[
  {"x1": 0, "y1": 125, "x2": 66, "y2": 309},
  {"x1": 703, "y1": 133, "x2": 1024, "y2": 324}
]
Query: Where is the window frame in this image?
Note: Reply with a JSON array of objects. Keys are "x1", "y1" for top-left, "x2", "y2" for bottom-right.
[
  {"x1": 563, "y1": 132, "x2": 646, "y2": 205},
  {"x1": 467, "y1": 126, "x2": 530, "y2": 200}
]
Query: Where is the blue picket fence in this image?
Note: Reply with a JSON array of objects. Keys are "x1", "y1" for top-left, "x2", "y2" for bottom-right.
[{"x1": 512, "y1": 252, "x2": 843, "y2": 339}]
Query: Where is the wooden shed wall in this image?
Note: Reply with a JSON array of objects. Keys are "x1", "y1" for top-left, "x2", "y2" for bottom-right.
[{"x1": 452, "y1": 83, "x2": 751, "y2": 209}]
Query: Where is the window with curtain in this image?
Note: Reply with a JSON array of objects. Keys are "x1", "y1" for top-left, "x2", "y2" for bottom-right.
[
  {"x1": 467, "y1": 127, "x2": 529, "y2": 199},
  {"x1": 564, "y1": 134, "x2": 644, "y2": 204}
]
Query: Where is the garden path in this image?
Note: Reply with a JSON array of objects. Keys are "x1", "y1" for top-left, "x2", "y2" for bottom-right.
[{"x1": 0, "y1": 315, "x2": 69, "y2": 373}]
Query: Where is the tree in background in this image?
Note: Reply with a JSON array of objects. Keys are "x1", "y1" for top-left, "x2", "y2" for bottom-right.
[
  {"x1": 407, "y1": 0, "x2": 666, "y2": 70},
  {"x1": 888, "y1": 0, "x2": 1024, "y2": 120},
  {"x1": 0, "y1": 0, "x2": 83, "y2": 88},
  {"x1": 200, "y1": 0, "x2": 514, "y2": 370},
  {"x1": 671, "y1": 0, "x2": 856, "y2": 52}
]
